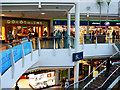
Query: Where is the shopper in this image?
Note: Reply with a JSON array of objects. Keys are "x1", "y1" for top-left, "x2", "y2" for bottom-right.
[
  {"x1": 8, "y1": 31, "x2": 14, "y2": 46},
  {"x1": 105, "y1": 57, "x2": 112, "y2": 76},
  {"x1": 61, "y1": 77, "x2": 66, "y2": 88},
  {"x1": 28, "y1": 31, "x2": 31, "y2": 42},
  {"x1": 112, "y1": 30, "x2": 116, "y2": 43},
  {"x1": 34, "y1": 31, "x2": 38, "y2": 49},
  {"x1": 65, "y1": 79, "x2": 69, "y2": 88},
  {"x1": 56, "y1": 30, "x2": 62, "y2": 48},
  {"x1": 44, "y1": 30, "x2": 47, "y2": 37},
  {"x1": 15, "y1": 83, "x2": 19, "y2": 90},
  {"x1": 63, "y1": 31, "x2": 68, "y2": 48},
  {"x1": 92, "y1": 31, "x2": 94, "y2": 43},
  {"x1": 116, "y1": 31, "x2": 119, "y2": 40},
  {"x1": 71, "y1": 31, "x2": 75, "y2": 48}
]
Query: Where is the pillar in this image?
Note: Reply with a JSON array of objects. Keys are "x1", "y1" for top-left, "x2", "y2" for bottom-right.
[
  {"x1": 67, "y1": 12, "x2": 71, "y2": 36},
  {"x1": 50, "y1": 19, "x2": 54, "y2": 36},
  {"x1": 74, "y1": 2, "x2": 80, "y2": 88},
  {"x1": 68, "y1": 68, "x2": 70, "y2": 81},
  {"x1": 55, "y1": 69, "x2": 59, "y2": 85}
]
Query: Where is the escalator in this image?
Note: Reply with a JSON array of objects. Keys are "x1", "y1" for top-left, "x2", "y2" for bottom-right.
[{"x1": 83, "y1": 63, "x2": 120, "y2": 90}]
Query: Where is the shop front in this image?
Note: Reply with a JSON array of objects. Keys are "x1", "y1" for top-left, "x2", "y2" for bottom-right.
[
  {"x1": 53, "y1": 19, "x2": 120, "y2": 37},
  {"x1": 1, "y1": 17, "x2": 50, "y2": 42}
]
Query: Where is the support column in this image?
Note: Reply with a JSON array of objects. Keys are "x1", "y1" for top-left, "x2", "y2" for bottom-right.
[
  {"x1": 50, "y1": 19, "x2": 54, "y2": 35},
  {"x1": 68, "y1": 68, "x2": 70, "y2": 81},
  {"x1": 67, "y1": 12, "x2": 71, "y2": 55},
  {"x1": 55, "y1": 69, "x2": 59, "y2": 85},
  {"x1": 67, "y1": 12, "x2": 71, "y2": 36},
  {"x1": 74, "y1": 2, "x2": 80, "y2": 88}
]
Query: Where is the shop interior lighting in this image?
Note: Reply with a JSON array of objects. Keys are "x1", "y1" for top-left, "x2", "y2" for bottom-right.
[
  {"x1": 1, "y1": 14, "x2": 5, "y2": 16},
  {"x1": 41, "y1": 13, "x2": 45, "y2": 15}
]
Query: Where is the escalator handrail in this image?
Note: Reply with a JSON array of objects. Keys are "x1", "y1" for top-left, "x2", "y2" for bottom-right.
[
  {"x1": 66, "y1": 51, "x2": 119, "y2": 89},
  {"x1": 95, "y1": 65, "x2": 120, "y2": 90},
  {"x1": 66, "y1": 60, "x2": 107, "y2": 89}
]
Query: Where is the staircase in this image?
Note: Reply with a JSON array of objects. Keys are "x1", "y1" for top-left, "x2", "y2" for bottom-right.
[{"x1": 83, "y1": 63, "x2": 120, "y2": 90}]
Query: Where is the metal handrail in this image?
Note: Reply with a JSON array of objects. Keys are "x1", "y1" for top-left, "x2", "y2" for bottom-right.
[
  {"x1": 95, "y1": 65, "x2": 120, "y2": 90},
  {"x1": 0, "y1": 39, "x2": 28, "y2": 48},
  {"x1": 66, "y1": 51, "x2": 119, "y2": 89}
]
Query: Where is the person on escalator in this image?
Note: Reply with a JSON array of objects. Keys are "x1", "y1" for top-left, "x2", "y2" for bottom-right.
[{"x1": 105, "y1": 57, "x2": 112, "y2": 76}]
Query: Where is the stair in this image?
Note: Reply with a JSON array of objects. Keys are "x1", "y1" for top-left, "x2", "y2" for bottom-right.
[{"x1": 83, "y1": 63, "x2": 120, "y2": 90}]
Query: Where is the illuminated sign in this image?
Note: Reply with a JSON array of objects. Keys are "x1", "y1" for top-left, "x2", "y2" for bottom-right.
[
  {"x1": 6, "y1": 20, "x2": 43, "y2": 25},
  {"x1": 105, "y1": 21, "x2": 110, "y2": 26},
  {"x1": 92, "y1": 22, "x2": 100, "y2": 24}
]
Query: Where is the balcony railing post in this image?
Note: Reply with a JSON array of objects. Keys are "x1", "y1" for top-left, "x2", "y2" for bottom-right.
[
  {"x1": 21, "y1": 41, "x2": 25, "y2": 68},
  {"x1": 96, "y1": 35, "x2": 97, "y2": 48},
  {"x1": 53, "y1": 38, "x2": 56, "y2": 56},
  {"x1": 38, "y1": 38, "x2": 41, "y2": 56},
  {"x1": 68, "y1": 37, "x2": 71, "y2": 56},
  {"x1": 30, "y1": 40, "x2": 33, "y2": 61},
  {"x1": 9, "y1": 45, "x2": 15, "y2": 79}
]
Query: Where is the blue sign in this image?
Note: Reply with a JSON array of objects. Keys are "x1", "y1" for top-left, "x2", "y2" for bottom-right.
[
  {"x1": 13, "y1": 45, "x2": 22, "y2": 62},
  {"x1": 23, "y1": 42, "x2": 31, "y2": 55},
  {"x1": 0, "y1": 49, "x2": 11, "y2": 74},
  {"x1": 73, "y1": 52, "x2": 83, "y2": 62}
]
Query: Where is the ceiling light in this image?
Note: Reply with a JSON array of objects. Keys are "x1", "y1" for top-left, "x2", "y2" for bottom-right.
[
  {"x1": 1, "y1": 14, "x2": 5, "y2": 16},
  {"x1": 41, "y1": 13, "x2": 45, "y2": 15}
]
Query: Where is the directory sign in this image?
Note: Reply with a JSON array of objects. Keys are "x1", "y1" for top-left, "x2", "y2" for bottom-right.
[{"x1": 73, "y1": 52, "x2": 83, "y2": 62}]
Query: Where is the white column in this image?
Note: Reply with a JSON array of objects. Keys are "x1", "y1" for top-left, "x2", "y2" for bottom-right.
[
  {"x1": 67, "y1": 12, "x2": 71, "y2": 55},
  {"x1": 74, "y1": 2, "x2": 80, "y2": 88},
  {"x1": 67, "y1": 12, "x2": 71, "y2": 36},
  {"x1": 55, "y1": 69, "x2": 59, "y2": 85},
  {"x1": 68, "y1": 68, "x2": 70, "y2": 80}
]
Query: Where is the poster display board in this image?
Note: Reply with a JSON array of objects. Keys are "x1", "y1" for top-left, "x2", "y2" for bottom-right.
[{"x1": 29, "y1": 72, "x2": 55, "y2": 89}]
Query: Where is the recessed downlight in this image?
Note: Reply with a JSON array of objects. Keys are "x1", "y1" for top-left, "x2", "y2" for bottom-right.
[
  {"x1": 1, "y1": 14, "x2": 5, "y2": 16},
  {"x1": 41, "y1": 13, "x2": 45, "y2": 15}
]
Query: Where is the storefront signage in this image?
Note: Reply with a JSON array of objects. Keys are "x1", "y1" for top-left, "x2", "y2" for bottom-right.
[
  {"x1": 7, "y1": 20, "x2": 43, "y2": 25},
  {"x1": 116, "y1": 23, "x2": 120, "y2": 25},
  {"x1": 92, "y1": 22, "x2": 100, "y2": 25},
  {"x1": 73, "y1": 52, "x2": 83, "y2": 62},
  {"x1": 105, "y1": 21, "x2": 110, "y2": 26}
]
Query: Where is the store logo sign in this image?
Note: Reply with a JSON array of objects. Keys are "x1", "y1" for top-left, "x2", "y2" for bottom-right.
[
  {"x1": 6, "y1": 20, "x2": 43, "y2": 25},
  {"x1": 105, "y1": 21, "x2": 110, "y2": 26},
  {"x1": 92, "y1": 22, "x2": 100, "y2": 24}
]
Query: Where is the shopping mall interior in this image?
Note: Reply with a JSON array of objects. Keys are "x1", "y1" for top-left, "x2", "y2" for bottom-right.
[{"x1": 0, "y1": 0, "x2": 120, "y2": 89}]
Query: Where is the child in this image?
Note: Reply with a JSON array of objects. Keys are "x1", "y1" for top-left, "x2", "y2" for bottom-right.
[{"x1": 65, "y1": 79, "x2": 69, "y2": 88}]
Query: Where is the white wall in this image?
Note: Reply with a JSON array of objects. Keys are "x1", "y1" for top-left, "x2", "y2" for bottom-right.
[
  {"x1": 31, "y1": 44, "x2": 116, "y2": 68},
  {"x1": 1, "y1": 50, "x2": 39, "y2": 88}
]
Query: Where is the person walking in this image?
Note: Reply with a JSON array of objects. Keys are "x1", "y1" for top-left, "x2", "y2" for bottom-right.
[
  {"x1": 28, "y1": 31, "x2": 31, "y2": 42},
  {"x1": 61, "y1": 77, "x2": 66, "y2": 88},
  {"x1": 34, "y1": 31, "x2": 38, "y2": 49},
  {"x1": 105, "y1": 57, "x2": 112, "y2": 76},
  {"x1": 63, "y1": 31, "x2": 68, "y2": 48},
  {"x1": 112, "y1": 30, "x2": 116, "y2": 43},
  {"x1": 65, "y1": 79, "x2": 69, "y2": 88},
  {"x1": 8, "y1": 31, "x2": 14, "y2": 46},
  {"x1": 56, "y1": 30, "x2": 62, "y2": 49},
  {"x1": 15, "y1": 83, "x2": 19, "y2": 90}
]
